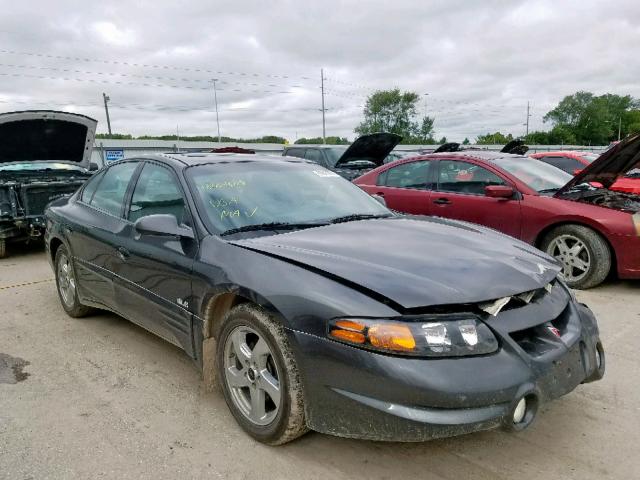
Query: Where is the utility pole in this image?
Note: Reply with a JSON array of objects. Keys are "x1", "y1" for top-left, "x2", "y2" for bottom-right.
[
  {"x1": 525, "y1": 101, "x2": 531, "y2": 137},
  {"x1": 618, "y1": 117, "x2": 622, "y2": 141},
  {"x1": 102, "y1": 92, "x2": 112, "y2": 135},
  {"x1": 212, "y1": 79, "x2": 221, "y2": 142},
  {"x1": 320, "y1": 68, "x2": 326, "y2": 144}
]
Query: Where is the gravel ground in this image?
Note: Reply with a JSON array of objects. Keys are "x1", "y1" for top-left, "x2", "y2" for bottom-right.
[{"x1": 1, "y1": 247, "x2": 639, "y2": 480}]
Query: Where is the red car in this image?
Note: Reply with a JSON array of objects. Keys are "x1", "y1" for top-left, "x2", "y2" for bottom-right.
[
  {"x1": 530, "y1": 150, "x2": 640, "y2": 195},
  {"x1": 355, "y1": 136, "x2": 640, "y2": 289}
]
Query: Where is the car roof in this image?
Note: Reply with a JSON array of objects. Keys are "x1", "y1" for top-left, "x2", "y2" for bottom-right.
[
  {"x1": 122, "y1": 152, "x2": 316, "y2": 168},
  {"x1": 405, "y1": 150, "x2": 528, "y2": 163},
  {"x1": 284, "y1": 145, "x2": 346, "y2": 149}
]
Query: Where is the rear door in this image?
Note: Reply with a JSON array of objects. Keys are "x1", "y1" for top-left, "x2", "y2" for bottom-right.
[
  {"x1": 432, "y1": 159, "x2": 522, "y2": 238},
  {"x1": 68, "y1": 161, "x2": 140, "y2": 311},
  {"x1": 114, "y1": 161, "x2": 197, "y2": 354},
  {"x1": 368, "y1": 160, "x2": 434, "y2": 215}
]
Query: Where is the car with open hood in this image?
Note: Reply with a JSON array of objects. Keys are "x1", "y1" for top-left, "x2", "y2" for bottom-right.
[
  {"x1": 45, "y1": 152, "x2": 604, "y2": 444},
  {"x1": 282, "y1": 132, "x2": 402, "y2": 180},
  {"x1": 530, "y1": 150, "x2": 640, "y2": 195},
  {"x1": 0, "y1": 110, "x2": 98, "y2": 257},
  {"x1": 355, "y1": 134, "x2": 640, "y2": 289}
]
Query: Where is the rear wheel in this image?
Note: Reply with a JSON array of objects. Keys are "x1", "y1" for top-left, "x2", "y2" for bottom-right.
[
  {"x1": 217, "y1": 304, "x2": 308, "y2": 445},
  {"x1": 541, "y1": 224, "x2": 611, "y2": 289},
  {"x1": 54, "y1": 245, "x2": 92, "y2": 317}
]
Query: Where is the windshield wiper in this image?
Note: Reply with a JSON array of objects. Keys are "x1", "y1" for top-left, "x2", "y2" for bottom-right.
[
  {"x1": 330, "y1": 213, "x2": 393, "y2": 224},
  {"x1": 220, "y1": 222, "x2": 329, "y2": 236},
  {"x1": 537, "y1": 188, "x2": 560, "y2": 194}
]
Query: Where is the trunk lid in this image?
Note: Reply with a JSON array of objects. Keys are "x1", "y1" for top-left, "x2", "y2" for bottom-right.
[{"x1": 0, "y1": 110, "x2": 97, "y2": 169}]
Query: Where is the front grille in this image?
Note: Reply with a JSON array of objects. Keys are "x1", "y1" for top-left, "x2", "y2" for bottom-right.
[
  {"x1": 510, "y1": 303, "x2": 571, "y2": 357},
  {"x1": 20, "y1": 182, "x2": 83, "y2": 216}
]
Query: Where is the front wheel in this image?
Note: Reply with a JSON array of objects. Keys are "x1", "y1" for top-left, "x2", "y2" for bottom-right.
[
  {"x1": 216, "y1": 304, "x2": 308, "y2": 445},
  {"x1": 54, "y1": 245, "x2": 92, "y2": 317},
  {"x1": 541, "y1": 225, "x2": 611, "y2": 289}
]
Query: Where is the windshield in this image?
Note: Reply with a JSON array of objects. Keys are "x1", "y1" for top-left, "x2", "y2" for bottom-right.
[
  {"x1": 490, "y1": 157, "x2": 573, "y2": 193},
  {"x1": 0, "y1": 162, "x2": 86, "y2": 172},
  {"x1": 187, "y1": 161, "x2": 391, "y2": 235},
  {"x1": 323, "y1": 147, "x2": 347, "y2": 166}
]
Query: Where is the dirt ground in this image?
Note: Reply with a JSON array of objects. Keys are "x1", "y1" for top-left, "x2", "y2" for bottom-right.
[{"x1": 1, "y1": 246, "x2": 639, "y2": 480}]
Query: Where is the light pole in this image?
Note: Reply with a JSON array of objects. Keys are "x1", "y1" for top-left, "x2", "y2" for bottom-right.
[
  {"x1": 320, "y1": 68, "x2": 326, "y2": 144},
  {"x1": 212, "y1": 79, "x2": 221, "y2": 143},
  {"x1": 423, "y1": 93, "x2": 429, "y2": 117},
  {"x1": 102, "y1": 92, "x2": 112, "y2": 135}
]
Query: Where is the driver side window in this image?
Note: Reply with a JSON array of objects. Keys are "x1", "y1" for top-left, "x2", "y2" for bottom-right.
[
  {"x1": 437, "y1": 160, "x2": 505, "y2": 195},
  {"x1": 128, "y1": 163, "x2": 188, "y2": 224}
]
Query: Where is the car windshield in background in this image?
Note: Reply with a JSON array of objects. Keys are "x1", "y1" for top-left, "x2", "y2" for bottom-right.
[
  {"x1": 0, "y1": 162, "x2": 86, "y2": 172},
  {"x1": 323, "y1": 147, "x2": 347, "y2": 166},
  {"x1": 581, "y1": 153, "x2": 599, "y2": 163},
  {"x1": 187, "y1": 162, "x2": 390, "y2": 235},
  {"x1": 490, "y1": 157, "x2": 573, "y2": 193}
]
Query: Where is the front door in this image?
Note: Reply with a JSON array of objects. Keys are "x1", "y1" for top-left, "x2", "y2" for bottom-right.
[
  {"x1": 114, "y1": 162, "x2": 197, "y2": 354},
  {"x1": 432, "y1": 159, "x2": 522, "y2": 239}
]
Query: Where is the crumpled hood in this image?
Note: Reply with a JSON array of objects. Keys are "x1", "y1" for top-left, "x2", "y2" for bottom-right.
[
  {"x1": 0, "y1": 110, "x2": 97, "y2": 168},
  {"x1": 229, "y1": 217, "x2": 561, "y2": 310}
]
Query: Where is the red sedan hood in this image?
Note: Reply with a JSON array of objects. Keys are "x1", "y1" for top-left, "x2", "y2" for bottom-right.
[{"x1": 556, "y1": 133, "x2": 640, "y2": 195}]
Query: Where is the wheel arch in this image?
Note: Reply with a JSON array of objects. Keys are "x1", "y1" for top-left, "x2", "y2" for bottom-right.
[
  {"x1": 534, "y1": 220, "x2": 618, "y2": 275},
  {"x1": 49, "y1": 236, "x2": 65, "y2": 263}
]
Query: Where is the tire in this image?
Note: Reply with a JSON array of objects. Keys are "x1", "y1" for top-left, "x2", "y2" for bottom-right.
[
  {"x1": 216, "y1": 304, "x2": 308, "y2": 445},
  {"x1": 541, "y1": 224, "x2": 611, "y2": 289},
  {"x1": 0, "y1": 238, "x2": 6, "y2": 259},
  {"x1": 54, "y1": 245, "x2": 92, "y2": 317}
]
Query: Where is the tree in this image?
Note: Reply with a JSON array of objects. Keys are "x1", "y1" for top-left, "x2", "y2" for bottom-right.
[
  {"x1": 475, "y1": 132, "x2": 513, "y2": 145},
  {"x1": 462, "y1": 137, "x2": 470, "y2": 145},
  {"x1": 355, "y1": 88, "x2": 435, "y2": 143},
  {"x1": 544, "y1": 91, "x2": 639, "y2": 144},
  {"x1": 295, "y1": 136, "x2": 349, "y2": 145}
]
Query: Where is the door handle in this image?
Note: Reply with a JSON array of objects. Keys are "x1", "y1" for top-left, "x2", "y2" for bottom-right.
[
  {"x1": 116, "y1": 247, "x2": 130, "y2": 260},
  {"x1": 433, "y1": 198, "x2": 452, "y2": 205}
]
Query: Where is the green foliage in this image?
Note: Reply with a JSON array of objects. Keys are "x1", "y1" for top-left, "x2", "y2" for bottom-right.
[
  {"x1": 462, "y1": 137, "x2": 470, "y2": 145},
  {"x1": 438, "y1": 136, "x2": 448, "y2": 144},
  {"x1": 543, "y1": 91, "x2": 640, "y2": 144},
  {"x1": 355, "y1": 88, "x2": 435, "y2": 143},
  {"x1": 475, "y1": 132, "x2": 514, "y2": 145},
  {"x1": 295, "y1": 136, "x2": 349, "y2": 145},
  {"x1": 95, "y1": 133, "x2": 134, "y2": 139}
]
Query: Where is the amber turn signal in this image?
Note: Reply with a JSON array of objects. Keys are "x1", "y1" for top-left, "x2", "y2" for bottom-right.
[{"x1": 368, "y1": 323, "x2": 416, "y2": 352}]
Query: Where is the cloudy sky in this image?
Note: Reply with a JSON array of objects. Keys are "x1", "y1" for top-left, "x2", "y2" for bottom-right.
[{"x1": 0, "y1": 0, "x2": 638, "y2": 142}]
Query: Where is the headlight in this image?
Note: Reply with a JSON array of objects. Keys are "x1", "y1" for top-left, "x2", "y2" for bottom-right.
[{"x1": 328, "y1": 314, "x2": 498, "y2": 357}]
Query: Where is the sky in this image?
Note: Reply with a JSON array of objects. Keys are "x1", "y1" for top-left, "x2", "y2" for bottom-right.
[{"x1": 0, "y1": 0, "x2": 638, "y2": 142}]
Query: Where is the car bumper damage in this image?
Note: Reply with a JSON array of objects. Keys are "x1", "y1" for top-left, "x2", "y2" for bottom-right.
[{"x1": 289, "y1": 282, "x2": 604, "y2": 442}]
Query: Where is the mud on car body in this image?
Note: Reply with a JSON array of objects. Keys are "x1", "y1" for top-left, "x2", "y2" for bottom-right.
[
  {"x1": 0, "y1": 110, "x2": 97, "y2": 258},
  {"x1": 45, "y1": 153, "x2": 604, "y2": 444}
]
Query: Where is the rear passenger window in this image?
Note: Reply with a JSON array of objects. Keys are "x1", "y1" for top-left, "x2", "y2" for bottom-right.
[
  {"x1": 80, "y1": 171, "x2": 104, "y2": 203},
  {"x1": 379, "y1": 161, "x2": 434, "y2": 189},
  {"x1": 90, "y1": 162, "x2": 138, "y2": 216},
  {"x1": 129, "y1": 163, "x2": 187, "y2": 224}
]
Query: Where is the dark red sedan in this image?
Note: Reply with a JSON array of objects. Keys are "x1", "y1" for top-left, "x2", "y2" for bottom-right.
[
  {"x1": 355, "y1": 137, "x2": 640, "y2": 289},
  {"x1": 530, "y1": 150, "x2": 640, "y2": 195}
]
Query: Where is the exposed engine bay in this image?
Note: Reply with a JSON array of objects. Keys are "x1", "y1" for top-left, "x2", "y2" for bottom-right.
[{"x1": 560, "y1": 186, "x2": 640, "y2": 214}]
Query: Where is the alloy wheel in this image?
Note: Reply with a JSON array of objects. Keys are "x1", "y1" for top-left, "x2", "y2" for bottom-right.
[
  {"x1": 223, "y1": 326, "x2": 281, "y2": 426},
  {"x1": 57, "y1": 252, "x2": 76, "y2": 307},
  {"x1": 546, "y1": 234, "x2": 591, "y2": 283}
]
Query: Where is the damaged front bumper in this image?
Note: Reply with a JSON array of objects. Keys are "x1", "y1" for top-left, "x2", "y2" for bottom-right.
[{"x1": 289, "y1": 283, "x2": 604, "y2": 442}]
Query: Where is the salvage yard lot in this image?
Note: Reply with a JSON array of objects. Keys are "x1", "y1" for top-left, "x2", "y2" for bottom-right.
[{"x1": 1, "y1": 247, "x2": 639, "y2": 480}]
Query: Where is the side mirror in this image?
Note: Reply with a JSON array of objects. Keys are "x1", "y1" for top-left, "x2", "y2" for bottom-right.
[
  {"x1": 89, "y1": 162, "x2": 100, "y2": 171},
  {"x1": 371, "y1": 194, "x2": 387, "y2": 207},
  {"x1": 134, "y1": 214, "x2": 194, "y2": 239},
  {"x1": 485, "y1": 185, "x2": 515, "y2": 199}
]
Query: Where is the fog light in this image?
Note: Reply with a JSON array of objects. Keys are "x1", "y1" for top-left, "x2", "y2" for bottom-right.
[{"x1": 513, "y1": 397, "x2": 527, "y2": 423}]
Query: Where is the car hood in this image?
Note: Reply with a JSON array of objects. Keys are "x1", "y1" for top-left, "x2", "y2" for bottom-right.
[
  {"x1": 556, "y1": 133, "x2": 640, "y2": 195},
  {"x1": 228, "y1": 217, "x2": 561, "y2": 310},
  {"x1": 334, "y1": 133, "x2": 402, "y2": 168},
  {"x1": 0, "y1": 110, "x2": 97, "y2": 168}
]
